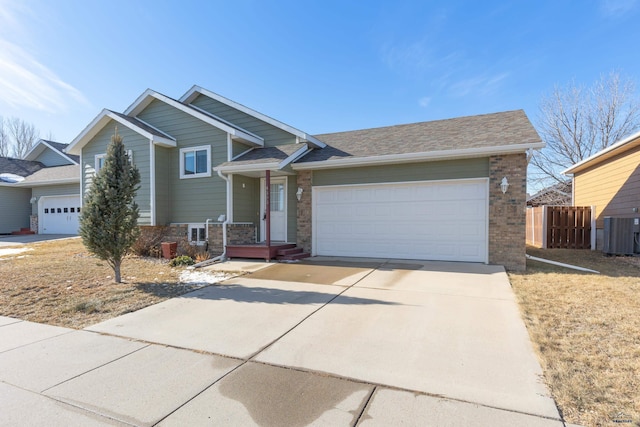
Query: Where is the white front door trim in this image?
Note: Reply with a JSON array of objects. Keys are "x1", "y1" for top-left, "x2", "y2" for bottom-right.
[{"x1": 260, "y1": 176, "x2": 288, "y2": 242}]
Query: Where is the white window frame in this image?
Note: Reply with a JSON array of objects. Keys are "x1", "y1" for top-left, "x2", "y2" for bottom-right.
[
  {"x1": 180, "y1": 145, "x2": 211, "y2": 179},
  {"x1": 95, "y1": 153, "x2": 106, "y2": 172},
  {"x1": 188, "y1": 223, "x2": 207, "y2": 246},
  {"x1": 95, "y1": 150, "x2": 133, "y2": 173}
]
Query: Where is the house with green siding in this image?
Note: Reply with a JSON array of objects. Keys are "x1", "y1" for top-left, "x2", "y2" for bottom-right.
[
  {"x1": 0, "y1": 140, "x2": 79, "y2": 235},
  {"x1": 65, "y1": 85, "x2": 544, "y2": 270}
]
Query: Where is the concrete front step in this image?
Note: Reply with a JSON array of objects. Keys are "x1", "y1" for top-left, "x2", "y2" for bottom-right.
[
  {"x1": 275, "y1": 246, "x2": 311, "y2": 260},
  {"x1": 276, "y1": 247, "x2": 305, "y2": 256}
]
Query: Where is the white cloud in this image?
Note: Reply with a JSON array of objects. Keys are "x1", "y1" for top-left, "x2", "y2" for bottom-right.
[
  {"x1": 600, "y1": 0, "x2": 638, "y2": 16},
  {"x1": 0, "y1": 39, "x2": 89, "y2": 113},
  {"x1": 418, "y1": 96, "x2": 431, "y2": 108},
  {"x1": 449, "y1": 72, "x2": 510, "y2": 97}
]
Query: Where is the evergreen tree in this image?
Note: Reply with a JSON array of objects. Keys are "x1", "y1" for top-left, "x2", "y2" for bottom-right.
[{"x1": 79, "y1": 128, "x2": 141, "y2": 283}]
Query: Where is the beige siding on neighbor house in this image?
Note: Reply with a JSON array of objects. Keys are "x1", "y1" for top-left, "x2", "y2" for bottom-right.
[{"x1": 574, "y1": 145, "x2": 640, "y2": 228}]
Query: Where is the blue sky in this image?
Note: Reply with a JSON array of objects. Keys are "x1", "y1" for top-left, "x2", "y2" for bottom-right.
[{"x1": 0, "y1": 0, "x2": 638, "y2": 145}]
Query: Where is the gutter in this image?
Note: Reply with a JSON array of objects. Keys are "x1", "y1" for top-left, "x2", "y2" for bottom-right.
[{"x1": 291, "y1": 142, "x2": 545, "y2": 170}]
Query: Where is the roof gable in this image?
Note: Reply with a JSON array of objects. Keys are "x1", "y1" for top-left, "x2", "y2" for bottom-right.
[
  {"x1": 66, "y1": 109, "x2": 177, "y2": 155},
  {"x1": 124, "y1": 89, "x2": 263, "y2": 147},
  {"x1": 180, "y1": 85, "x2": 325, "y2": 148},
  {"x1": 294, "y1": 110, "x2": 544, "y2": 169},
  {"x1": 24, "y1": 139, "x2": 79, "y2": 165},
  {"x1": 563, "y1": 130, "x2": 640, "y2": 175}
]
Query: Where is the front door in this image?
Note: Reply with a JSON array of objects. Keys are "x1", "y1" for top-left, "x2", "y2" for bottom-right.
[{"x1": 261, "y1": 177, "x2": 287, "y2": 242}]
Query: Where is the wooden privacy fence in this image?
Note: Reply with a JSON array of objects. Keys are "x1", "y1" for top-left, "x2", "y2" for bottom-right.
[{"x1": 526, "y1": 206, "x2": 593, "y2": 249}]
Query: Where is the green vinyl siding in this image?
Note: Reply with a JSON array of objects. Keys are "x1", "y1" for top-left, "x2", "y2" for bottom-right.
[
  {"x1": 137, "y1": 99, "x2": 228, "y2": 223},
  {"x1": 34, "y1": 148, "x2": 72, "y2": 167},
  {"x1": 81, "y1": 123, "x2": 152, "y2": 224},
  {"x1": 191, "y1": 95, "x2": 297, "y2": 147},
  {"x1": 32, "y1": 184, "x2": 79, "y2": 215},
  {"x1": 0, "y1": 187, "x2": 31, "y2": 233},
  {"x1": 232, "y1": 141, "x2": 250, "y2": 158},
  {"x1": 154, "y1": 146, "x2": 171, "y2": 225},
  {"x1": 312, "y1": 158, "x2": 489, "y2": 187},
  {"x1": 232, "y1": 176, "x2": 260, "y2": 224}
]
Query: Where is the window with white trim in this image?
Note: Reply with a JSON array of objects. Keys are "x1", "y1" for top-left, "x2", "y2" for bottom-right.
[
  {"x1": 180, "y1": 146, "x2": 211, "y2": 179},
  {"x1": 95, "y1": 153, "x2": 106, "y2": 172},
  {"x1": 95, "y1": 150, "x2": 133, "y2": 173},
  {"x1": 188, "y1": 223, "x2": 207, "y2": 246}
]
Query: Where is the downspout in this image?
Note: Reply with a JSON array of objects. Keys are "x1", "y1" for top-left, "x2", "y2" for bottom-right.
[
  {"x1": 217, "y1": 169, "x2": 231, "y2": 260},
  {"x1": 192, "y1": 170, "x2": 229, "y2": 269}
]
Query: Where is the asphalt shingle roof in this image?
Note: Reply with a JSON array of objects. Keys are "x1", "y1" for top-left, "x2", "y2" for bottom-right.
[
  {"x1": 20, "y1": 164, "x2": 80, "y2": 184},
  {"x1": 298, "y1": 110, "x2": 541, "y2": 163},
  {"x1": 0, "y1": 158, "x2": 44, "y2": 178},
  {"x1": 218, "y1": 144, "x2": 305, "y2": 167}
]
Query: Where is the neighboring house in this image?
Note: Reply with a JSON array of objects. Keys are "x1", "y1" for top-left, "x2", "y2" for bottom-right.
[
  {"x1": 0, "y1": 140, "x2": 80, "y2": 235},
  {"x1": 563, "y1": 130, "x2": 640, "y2": 249},
  {"x1": 66, "y1": 86, "x2": 543, "y2": 270},
  {"x1": 526, "y1": 181, "x2": 572, "y2": 207}
]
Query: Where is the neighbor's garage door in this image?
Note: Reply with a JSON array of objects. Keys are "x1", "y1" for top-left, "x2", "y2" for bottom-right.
[
  {"x1": 313, "y1": 179, "x2": 488, "y2": 262},
  {"x1": 40, "y1": 195, "x2": 81, "y2": 234}
]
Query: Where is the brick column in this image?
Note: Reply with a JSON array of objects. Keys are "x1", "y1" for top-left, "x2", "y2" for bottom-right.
[
  {"x1": 488, "y1": 153, "x2": 527, "y2": 271},
  {"x1": 296, "y1": 171, "x2": 312, "y2": 253}
]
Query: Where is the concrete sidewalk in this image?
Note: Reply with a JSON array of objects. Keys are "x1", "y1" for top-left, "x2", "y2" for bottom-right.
[{"x1": 0, "y1": 259, "x2": 568, "y2": 426}]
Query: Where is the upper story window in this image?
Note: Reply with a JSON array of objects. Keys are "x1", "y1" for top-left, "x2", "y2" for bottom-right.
[
  {"x1": 95, "y1": 150, "x2": 133, "y2": 173},
  {"x1": 180, "y1": 145, "x2": 211, "y2": 179},
  {"x1": 95, "y1": 153, "x2": 106, "y2": 172}
]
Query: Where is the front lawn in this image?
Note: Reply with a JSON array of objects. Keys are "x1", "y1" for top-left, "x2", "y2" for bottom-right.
[
  {"x1": 0, "y1": 238, "x2": 228, "y2": 329},
  {"x1": 509, "y1": 247, "x2": 640, "y2": 427}
]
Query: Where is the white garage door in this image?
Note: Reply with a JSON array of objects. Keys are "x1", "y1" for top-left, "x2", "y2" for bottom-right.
[
  {"x1": 40, "y1": 195, "x2": 81, "y2": 234},
  {"x1": 313, "y1": 179, "x2": 488, "y2": 262}
]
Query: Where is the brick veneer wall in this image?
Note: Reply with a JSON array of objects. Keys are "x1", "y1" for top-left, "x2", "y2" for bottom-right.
[
  {"x1": 30, "y1": 215, "x2": 38, "y2": 233},
  {"x1": 296, "y1": 171, "x2": 313, "y2": 253},
  {"x1": 488, "y1": 153, "x2": 527, "y2": 271},
  {"x1": 227, "y1": 223, "x2": 256, "y2": 245},
  {"x1": 158, "y1": 222, "x2": 256, "y2": 255}
]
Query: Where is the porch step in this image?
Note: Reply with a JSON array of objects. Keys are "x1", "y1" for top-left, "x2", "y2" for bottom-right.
[
  {"x1": 11, "y1": 228, "x2": 35, "y2": 235},
  {"x1": 276, "y1": 246, "x2": 311, "y2": 261}
]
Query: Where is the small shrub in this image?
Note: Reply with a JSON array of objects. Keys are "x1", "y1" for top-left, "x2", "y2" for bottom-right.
[
  {"x1": 131, "y1": 226, "x2": 169, "y2": 257},
  {"x1": 195, "y1": 251, "x2": 211, "y2": 263},
  {"x1": 177, "y1": 237, "x2": 202, "y2": 258},
  {"x1": 169, "y1": 255, "x2": 195, "y2": 267}
]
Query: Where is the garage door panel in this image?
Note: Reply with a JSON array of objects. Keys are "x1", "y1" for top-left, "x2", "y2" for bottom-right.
[
  {"x1": 40, "y1": 195, "x2": 81, "y2": 235},
  {"x1": 313, "y1": 180, "x2": 487, "y2": 262}
]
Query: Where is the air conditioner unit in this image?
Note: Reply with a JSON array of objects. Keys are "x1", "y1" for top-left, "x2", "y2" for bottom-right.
[{"x1": 603, "y1": 217, "x2": 636, "y2": 255}]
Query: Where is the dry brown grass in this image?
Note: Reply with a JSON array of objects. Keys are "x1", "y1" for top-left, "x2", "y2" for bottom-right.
[
  {"x1": 509, "y1": 247, "x2": 640, "y2": 427},
  {"x1": 0, "y1": 238, "x2": 212, "y2": 329}
]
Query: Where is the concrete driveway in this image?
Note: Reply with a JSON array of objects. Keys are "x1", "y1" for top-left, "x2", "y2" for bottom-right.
[
  {"x1": 0, "y1": 258, "x2": 566, "y2": 426},
  {"x1": 0, "y1": 234, "x2": 78, "y2": 247}
]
